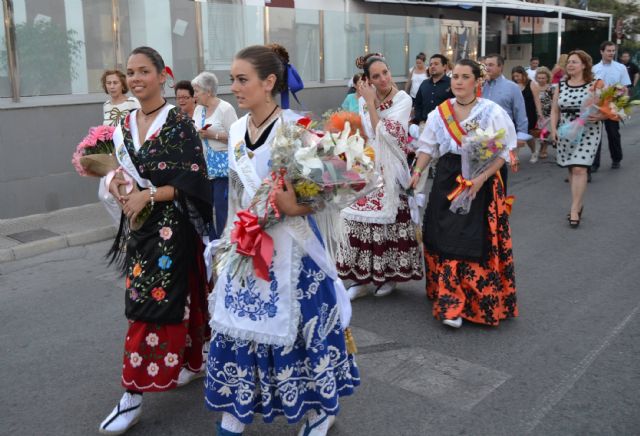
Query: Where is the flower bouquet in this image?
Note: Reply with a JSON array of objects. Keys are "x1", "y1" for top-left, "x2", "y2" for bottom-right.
[
  {"x1": 219, "y1": 116, "x2": 380, "y2": 282},
  {"x1": 71, "y1": 125, "x2": 148, "y2": 230},
  {"x1": 71, "y1": 125, "x2": 118, "y2": 177},
  {"x1": 449, "y1": 127, "x2": 506, "y2": 215},
  {"x1": 558, "y1": 83, "x2": 640, "y2": 145}
]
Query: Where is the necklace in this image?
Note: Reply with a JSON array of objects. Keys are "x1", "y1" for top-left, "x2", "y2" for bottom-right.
[
  {"x1": 455, "y1": 97, "x2": 477, "y2": 107},
  {"x1": 376, "y1": 87, "x2": 393, "y2": 103},
  {"x1": 376, "y1": 88, "x2": 395, "y2": 111},
  {"x1": 141, "y1": 98, "x2": 167, "y2": 117},
  {"x1": 251, "y1": 105, "x2": 279, "y2": 129}
]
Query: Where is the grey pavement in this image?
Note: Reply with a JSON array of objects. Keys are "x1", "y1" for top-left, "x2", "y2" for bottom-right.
[
  {"x1": 0, "y1": 202, "x2": 116, "y2": 263},
  {"x1": 2, "y1": 121, "x2": 640, "y2": 435}
]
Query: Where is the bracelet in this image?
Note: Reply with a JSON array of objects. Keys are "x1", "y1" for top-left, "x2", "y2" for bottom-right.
[
  {"x1": 414, "y1": 167, "x2": 423, "y2": 175},
  {"x1": 149, "y1": 186, "x2": 157, "y2": 207}
]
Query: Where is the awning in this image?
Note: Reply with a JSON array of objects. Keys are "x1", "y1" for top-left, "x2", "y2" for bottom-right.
[{"x1": 363, "y1": 0, "x2": 612, "y2": 21}]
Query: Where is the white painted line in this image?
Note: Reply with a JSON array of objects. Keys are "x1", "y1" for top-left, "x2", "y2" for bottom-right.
[{"x1": 522, "y1": 301, "x2": 640, "y2": 434}]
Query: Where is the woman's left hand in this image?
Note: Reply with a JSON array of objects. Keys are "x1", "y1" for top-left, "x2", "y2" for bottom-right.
[
  {"x1": 274, "y1": 178, "x2": 309, "y2": 217},
  {"x1": 587, "y1": 112, "x2": 606, "y2": 123},
  {"x1": 468, "y1": 175, "x2": 487, "y2": 199},
  {"x1": 121, "y1": 189, "x2": 150, "y2": 222}
]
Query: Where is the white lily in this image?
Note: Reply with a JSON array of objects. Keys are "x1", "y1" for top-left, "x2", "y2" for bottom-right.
[
  {"x1": 332, "y1": 122, "x2": 368, "y2": 170},
  {"x1": 474, "y1": 127, "x2": 505, "y2": 140},
  {"x1": 294, "y1": 142, "x2": 324, "y2": 176}
]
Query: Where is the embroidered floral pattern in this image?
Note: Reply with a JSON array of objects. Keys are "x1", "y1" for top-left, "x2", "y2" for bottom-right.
[
  {"x1": 205, "y1": 254, "x2": 359, "y2": 423},
  {"x1": 424, "y1": 177, "x2": 517, "y2": 326},
  {"x1": 337, "y1": 197, "x2": 423, "y2": 285},
  {"x1": 223, "y1": 267, "x2": 279, "y2": 321}
]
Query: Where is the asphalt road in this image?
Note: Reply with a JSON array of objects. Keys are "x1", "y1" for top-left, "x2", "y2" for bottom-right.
[{"x1": 2, "y1": 122, "x2": 640, "y2": 436}]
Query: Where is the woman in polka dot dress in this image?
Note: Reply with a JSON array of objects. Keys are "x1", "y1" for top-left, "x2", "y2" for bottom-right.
[{"x1": 550, "y1": 50, "x2": 605, "y2": 228}]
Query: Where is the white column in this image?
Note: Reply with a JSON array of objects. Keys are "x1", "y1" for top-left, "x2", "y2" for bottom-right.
[
  {"x1": 128, "y1": 0, "x2": 173, "y2": 67},
  {"x1": 64, "y1": 0, "x2": 88, "y2": 94},
  {"x1": 481, "y1": 0, "x2": 487, "y2": 57},
  {"x1": 557, "y1": 11, "x2": 562, "y2": 61}
]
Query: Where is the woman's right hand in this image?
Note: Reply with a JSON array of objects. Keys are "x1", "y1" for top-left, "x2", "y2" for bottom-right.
[{"x1": 550, "y1": 129, "x2": 558, "y2": 144}]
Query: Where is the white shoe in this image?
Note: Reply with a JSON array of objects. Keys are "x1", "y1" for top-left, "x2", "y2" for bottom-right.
[
  {"x1": 328, "y1": 414, "x2": 336, "y2": 429},
  {"x1": 99, "y1": 392, "x2": 142, "y2": 435},
  {"x1": 297, "y1": 412, "x2": 331, "y2": 436},
  {"x1": 529, "y1": 152, "x2": 539, "y2": 164},
  {"x1": 346, "y1": 284, "x2": 369, "y2": 301},
  {"x1": 442, "y1": 317, "x2": 463, "y2": 328},
  {"x1": 177, "y1": 367, "x2": 205, "y2": 387},
  {"x1": 374, "y1": 282, "x2": 396, "y2": 297}
]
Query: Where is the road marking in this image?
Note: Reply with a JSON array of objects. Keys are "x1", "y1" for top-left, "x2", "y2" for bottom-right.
[{"x1": 522, "y1": 300, "x2": 640, "y2": 434}]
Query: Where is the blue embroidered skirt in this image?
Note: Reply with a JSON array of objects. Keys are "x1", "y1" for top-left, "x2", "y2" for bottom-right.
[{"x1": 204, "y1": 255, "x2": 360, "y2": 424}]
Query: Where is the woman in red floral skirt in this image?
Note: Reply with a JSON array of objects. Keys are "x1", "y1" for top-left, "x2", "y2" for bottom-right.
[
  {"x1": 98, "y1": 46, "x2": 212, "y2": 434},
  {"x1": 411, "y1": 59, "x2": 518, "y2": 329}
]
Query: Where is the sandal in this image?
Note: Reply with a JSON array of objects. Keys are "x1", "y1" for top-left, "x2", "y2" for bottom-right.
[
  {"x1": 298, "y1": 412, "x2": 329, "y2": 436},
  {"x1": 539, "y1": 152, "x2": 548, "y2": 159}
]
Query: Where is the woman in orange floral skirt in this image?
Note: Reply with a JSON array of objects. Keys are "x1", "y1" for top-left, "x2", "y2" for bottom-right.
[{"x1": 410, "y1": 59, "x2": 518, "y2": 328}]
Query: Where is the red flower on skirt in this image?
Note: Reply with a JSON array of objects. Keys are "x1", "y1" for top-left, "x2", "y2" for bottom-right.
[{"x1": 151, "y1": 287, "x2": 166, "y2": 301}]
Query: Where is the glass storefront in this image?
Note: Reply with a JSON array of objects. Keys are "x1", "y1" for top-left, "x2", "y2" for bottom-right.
[{"x1": 0, "y1": 0, "x2": 449, "y2": 100}]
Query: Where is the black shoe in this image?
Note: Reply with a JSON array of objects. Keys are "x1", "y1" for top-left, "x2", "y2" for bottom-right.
[
  {"x1": 569, "y1": 218, "x2": 580, "y2": 228},
  {"x1": 591, "y1": 166, "x2": 599, "y2": 173},
  {"x1": 612, "y1": 162, "x2": 621, "y2": 169}
]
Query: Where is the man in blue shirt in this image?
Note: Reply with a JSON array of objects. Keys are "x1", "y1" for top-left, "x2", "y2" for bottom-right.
[
  {"x1": 482, "y1": 54, "x2": 530, "y2": 187},
  {"x1": 482, "y1": 54, "x2": 530, "y2": 143},
  {"x1": 592, "y1": 40, "x2": 631, "y2": 170},
  {"x1": 413, "y1": 54, "x2": 454, "y2": 123}
]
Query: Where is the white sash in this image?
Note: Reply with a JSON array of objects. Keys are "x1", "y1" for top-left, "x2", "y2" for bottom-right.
[{"x1": 112, "y1": 125, "x2": 152, "y2": 189}]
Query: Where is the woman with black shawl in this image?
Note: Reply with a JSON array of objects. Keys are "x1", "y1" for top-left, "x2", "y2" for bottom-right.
[{"x1": 98, "y1": 46, "x2": 213, "y2": 435}]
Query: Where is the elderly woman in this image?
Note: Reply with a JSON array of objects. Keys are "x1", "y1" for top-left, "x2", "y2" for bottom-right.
[
  {"x1": 101, "y1": 69, "x2": 139, "y2": 126},
  {"x1": 534, "y1": 66, "x2": 554, "y2": 161},
  {"x1": 192, "y1": 72, "x2": 238, "y2": 240}
]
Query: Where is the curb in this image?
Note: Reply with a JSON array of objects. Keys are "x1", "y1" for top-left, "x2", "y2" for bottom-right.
[{"x1": 0, "y1": 225, "x2": 116, "y2": 263}]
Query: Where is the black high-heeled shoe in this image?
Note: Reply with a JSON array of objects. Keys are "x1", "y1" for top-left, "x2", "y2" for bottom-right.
[{"x1": 569, "y1": 217, "x2": 580, "y2": 228}]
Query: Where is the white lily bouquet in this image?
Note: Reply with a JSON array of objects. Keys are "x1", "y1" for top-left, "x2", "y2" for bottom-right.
[
  {"x1": 220, "y1": 116, "x2": 380, "y2": 282},
  {"x1": 449, "y1": 127, "x2": 506, "y2": 215}
]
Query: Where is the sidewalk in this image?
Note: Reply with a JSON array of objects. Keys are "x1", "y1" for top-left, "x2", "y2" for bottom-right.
[{"x1": 0, "y1": 203, "x2": 116, "y2": 263}]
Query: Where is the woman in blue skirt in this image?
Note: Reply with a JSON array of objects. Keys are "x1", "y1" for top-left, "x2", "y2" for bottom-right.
[{"x1": 204, "y1": 44, "x2": 359, "y2": 436}]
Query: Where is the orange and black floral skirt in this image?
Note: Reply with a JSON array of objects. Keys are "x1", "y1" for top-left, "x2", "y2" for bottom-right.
[
  {"x1": 424, "y1": 159, "x2": 517, "y2": 326},
  {"x1": 121, "y1": 253, "x2": 209, "y2": 392}
]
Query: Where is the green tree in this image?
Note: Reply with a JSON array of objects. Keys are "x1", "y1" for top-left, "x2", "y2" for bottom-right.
[
  {"x1": 0, "y1": 20, "x2": 83, "y2": 96},
  {"x1": 565, "y1": 0, "x2": 640, "y2": 38}
]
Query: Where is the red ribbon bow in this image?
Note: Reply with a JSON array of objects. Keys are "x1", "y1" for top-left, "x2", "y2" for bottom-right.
[
  {"x1": 447, "y1": 175, "x2": 473, "y2": 201},
  {"x1": 230, "y1": 210, "x2": 274, "y2": 281}
]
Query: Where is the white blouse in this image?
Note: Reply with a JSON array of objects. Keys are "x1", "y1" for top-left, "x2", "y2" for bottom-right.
[
  {"x1": 193, "y1": 100, "x2": 238, "y2": 152},
  {"x1": 103, "y1": 97, "x2": 140, "y2": 126},
  {"x1": 416, "y1": 98, "x2": 516, "y2": 162}
]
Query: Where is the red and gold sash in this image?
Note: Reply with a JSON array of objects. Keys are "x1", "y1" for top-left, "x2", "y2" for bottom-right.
[{"x1": 437, "y1": 99, "x2": 466, "y2": 146}]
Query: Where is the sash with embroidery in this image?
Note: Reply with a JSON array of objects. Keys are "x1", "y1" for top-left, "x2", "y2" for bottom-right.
[{"x1": 438, "y1": 99, "x2": 467, "y2": 146}]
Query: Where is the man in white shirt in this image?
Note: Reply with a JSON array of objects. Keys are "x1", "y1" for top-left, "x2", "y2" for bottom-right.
[
  {"x1": 526, "y1": 57, "x2": 539, "y2": 82},
  {"x1": 592, "y1": 41, "x2": 631, "y2": 170}
]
